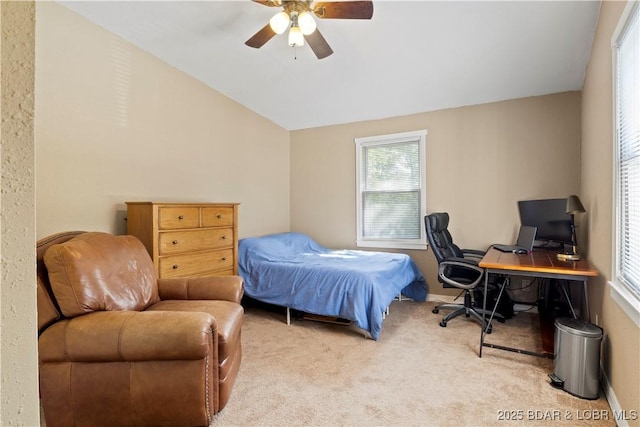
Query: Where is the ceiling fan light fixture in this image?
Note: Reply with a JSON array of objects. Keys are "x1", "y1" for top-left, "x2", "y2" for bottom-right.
[
  {"x1": 288, "y1": 24, "x2": 304, "y2": 47},
  {"x1": 246, "y1": 0, "x2": 374, "y2": 59},
  {"x1": 298, "y1": 11, "x2": 317, "y2": 35},
  {"x1": 269, "y1": 11, "x2": 290, "y2": 35}
]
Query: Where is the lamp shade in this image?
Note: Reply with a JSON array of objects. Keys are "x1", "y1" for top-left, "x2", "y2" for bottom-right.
[
  {"x1": 298, "y1": 11, "x2": 317, "y2": 35},
  {"x1": 566, "y1": 195, "x2": 585, "y2": 214},
  {"x1": 269, "y1": 11, "x2": 290, "y2": 35},
  {"x1": 288, "y1": 25, "x2": 304, "y2": 47}
]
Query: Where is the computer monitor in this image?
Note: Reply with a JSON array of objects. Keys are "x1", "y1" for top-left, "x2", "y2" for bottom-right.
[{"x1": 517, "y1": 198, "x2": 572, "y2": 246}]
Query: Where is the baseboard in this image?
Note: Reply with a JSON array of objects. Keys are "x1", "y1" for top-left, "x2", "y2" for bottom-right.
[{"x1": 601, "y1": 363, "x2": 633, "y2": 427}]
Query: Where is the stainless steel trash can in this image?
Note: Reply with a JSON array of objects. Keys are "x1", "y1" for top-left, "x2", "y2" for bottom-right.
[{"x1": 549, "y1": 317, "x2": 603, "y2": 399}]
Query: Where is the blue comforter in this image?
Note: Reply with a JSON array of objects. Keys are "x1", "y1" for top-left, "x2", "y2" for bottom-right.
[{"x1": 238, "y1": 232, "x2": 428, "y2": 340}]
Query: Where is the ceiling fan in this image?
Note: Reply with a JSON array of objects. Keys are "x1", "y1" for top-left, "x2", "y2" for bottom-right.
[{"x1": 245, "y1": 0, "x2": 374, "y2": 59}]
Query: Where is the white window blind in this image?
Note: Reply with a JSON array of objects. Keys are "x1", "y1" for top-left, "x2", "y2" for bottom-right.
[
  {"x1": 614, "y1": 2, "x2": 640, "y2": 303},
  {"x1": 355, "y1": 130, "x2": 427, "y2": 250}
]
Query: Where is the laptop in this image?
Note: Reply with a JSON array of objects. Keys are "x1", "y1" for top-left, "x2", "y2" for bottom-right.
[{"x1": 493, "y1": 225, "x2": 537, "y2": 254}]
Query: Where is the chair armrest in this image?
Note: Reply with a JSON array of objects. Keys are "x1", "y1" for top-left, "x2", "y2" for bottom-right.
[
  {"x1": 39, "y1": 311, "x2": 216, "y2": 363},
  {"x1": 439, "y1": 259, "x2": 484, "y2": 289},
  {"x1": 461, "y1": 248, "x2": 486, "y2": 260},
  {"x1": 443, "y1": 256, "x2": 479, "y2": 266},
  {"x1": 158, "y1": 276, "x2": 244, "y2": 303}
]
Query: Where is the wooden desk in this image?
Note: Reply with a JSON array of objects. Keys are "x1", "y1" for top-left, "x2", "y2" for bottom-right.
[{"x1": 478, "y1": 248, "x2": 598, "y2": 358}]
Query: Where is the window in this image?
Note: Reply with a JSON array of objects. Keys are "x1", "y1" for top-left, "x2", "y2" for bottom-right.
[
  {"x1": 355, "y1": 130, "x2": 427, "y2": 250},
  {"x1": 612, "y1": 1, "x2": 640, "y2": 326}
]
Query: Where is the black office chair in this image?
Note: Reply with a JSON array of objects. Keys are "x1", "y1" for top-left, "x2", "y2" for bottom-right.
[{"x1": 425, "y1": 212, "x2": 502, "y2": 330}]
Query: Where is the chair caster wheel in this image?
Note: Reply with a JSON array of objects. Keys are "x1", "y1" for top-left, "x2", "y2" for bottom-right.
[
  {"x1": 497, "y1": 318, "x2": 506, "y2": 323},
  {"x1": 432, "y1": 308, "x2": 439, "y2": 314},
  {"x1": 484, "y1": 326, "x2": 492, "y2": 334},
  {"x1": 439, "y1": 320, "x2": 447, "y2": 327}
]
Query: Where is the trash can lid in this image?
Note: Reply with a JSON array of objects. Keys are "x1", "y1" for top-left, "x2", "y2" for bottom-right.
[{"x1": 555, "y1": 317, "x2": 603, "y2": 338}]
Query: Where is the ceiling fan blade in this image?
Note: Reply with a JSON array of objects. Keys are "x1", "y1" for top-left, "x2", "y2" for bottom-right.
[
  {"x1": 245, "y1": 24, "x2": 277, "y2": 48},
  {"x1": 305, "y1": 29, "x2": 333, "y2": 59},
  {"x1": 313, "y1": 1, "x2": 373, "y2": 19}
]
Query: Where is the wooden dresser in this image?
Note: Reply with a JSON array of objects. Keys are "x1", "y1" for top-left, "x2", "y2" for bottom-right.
[{"x1": 126, "y1": 202, "x2": 239, "y2": 278}]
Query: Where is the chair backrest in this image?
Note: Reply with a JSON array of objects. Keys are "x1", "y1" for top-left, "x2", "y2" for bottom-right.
[
  {"x1": 40, "y1": 232, "x2": 160, "y2": 321},
  {"x1": 425, "y1": 212, "x2": 464, "y2": 264}
]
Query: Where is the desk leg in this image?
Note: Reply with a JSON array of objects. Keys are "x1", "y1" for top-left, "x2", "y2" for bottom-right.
[
  {"x1": 479, "y1": 272, "x2": 489, "y2": 357},
  {"x1": 559, "y1": 282, "x2": 577, "y2": 319},
  {"x1": 558, "y1": 280, "x2": 590, "y2": 321},
  {"x1": 479, "y1": 274, "x2": 510, "y2": 358},
  {"x1": 583, "y1": 279, "x2": 591, "y2": 322}
]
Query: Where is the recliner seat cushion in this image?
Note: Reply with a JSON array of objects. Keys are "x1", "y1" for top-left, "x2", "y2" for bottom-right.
[{"x1": 44, "y1": 232, "x2": 160, "y2": 317}]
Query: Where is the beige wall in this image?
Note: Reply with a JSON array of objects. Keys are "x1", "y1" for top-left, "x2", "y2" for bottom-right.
[
  {"x1": 582, "y1": 0, "x2": 640, "y2": 421},
  {"x1": 0, "y1": 2, "x2": 39, "y2": 426},
  {"x1": 35, "y1": 2, "x2": 290, "y2": 240},
  {"x1": 290, "y1": 92, "x2": 582, "y2": 294}
]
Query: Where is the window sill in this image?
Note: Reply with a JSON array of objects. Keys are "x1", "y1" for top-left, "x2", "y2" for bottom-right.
[
  {"x1": 609, "y1": 280, "x2": 640, "y2": 328},
  {"x1": 356, "y1": 240, "x2": 427, "y2": 250}
]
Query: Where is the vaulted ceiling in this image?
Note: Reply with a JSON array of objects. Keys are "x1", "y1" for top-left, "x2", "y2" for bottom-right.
[{"x1": 59, "y1": 1, "x2": 601, "y2": 131}]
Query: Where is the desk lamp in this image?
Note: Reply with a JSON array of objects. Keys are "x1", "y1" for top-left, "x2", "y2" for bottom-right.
[{"x1": 557, "y1": 195, "x2": 585, "y2": 261}]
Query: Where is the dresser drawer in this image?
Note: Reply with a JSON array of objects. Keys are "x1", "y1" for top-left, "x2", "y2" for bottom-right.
[
  {"x1": 159, "y1": 228, "x2": 234, "y2": 255},
  {"x1": 201, "y1": 207, "x2": 235, "y2": 227},
  {"x1": 158, "y1": 207, "x2": 200, "y2": 229},
  {"x1": 159, "y1": 249, "x2": 234, "y2": 278}
]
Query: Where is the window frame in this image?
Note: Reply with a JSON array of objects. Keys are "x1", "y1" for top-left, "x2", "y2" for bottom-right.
[
  {"x1": 354, "y1": 130, "x2": 427, "y2": 250},
  {"x1": 611, "y1": 0, "x2": 640, "y2": 327}
]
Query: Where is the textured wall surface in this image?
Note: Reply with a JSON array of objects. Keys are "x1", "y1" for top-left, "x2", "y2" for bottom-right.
[{"x1": 1, "y1": 1, "x2": 39, "y2": 426}]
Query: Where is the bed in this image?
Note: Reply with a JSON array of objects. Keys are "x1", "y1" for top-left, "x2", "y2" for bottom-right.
[{"x1": 238, "y1": 232, "x2": 428, "y2": 340}]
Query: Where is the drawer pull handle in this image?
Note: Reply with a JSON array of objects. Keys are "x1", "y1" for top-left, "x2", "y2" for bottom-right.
[
  {"x1": 221, "y1": 257, "x2": 227, "y2": 261},
  {"x1": 178, "y1": 215, "x2": 184, "y2": 220},
  {"x1": 216, "y1": 214, "x2": 222, "y2": 219},
  {"x1": 221, "y1": 235, "x2": 227, "y2": 240},
  {"x1": 172, "y1": 240, "x2": 178, "y2": 245},
  {"x1": 172, "y1": 265, "x2": 179, "y2": 270}
]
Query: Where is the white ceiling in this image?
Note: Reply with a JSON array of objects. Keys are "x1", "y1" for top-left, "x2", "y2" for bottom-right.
[{"x1": 58, "y1": 1, "x2": 601, "y2": 131}]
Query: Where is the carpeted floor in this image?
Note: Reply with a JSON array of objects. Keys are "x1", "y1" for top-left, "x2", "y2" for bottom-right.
[{"x1": 212, "y1": 300, "x2": 613, "y2": 426}]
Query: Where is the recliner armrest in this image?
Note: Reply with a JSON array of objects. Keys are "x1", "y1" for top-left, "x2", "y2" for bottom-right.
[
  {"x1": 158, "y1": 276, "x2": 244, "y2": 303},
  {"x1": 39, "y1": 311, "x2": 217, "y2": 363}
]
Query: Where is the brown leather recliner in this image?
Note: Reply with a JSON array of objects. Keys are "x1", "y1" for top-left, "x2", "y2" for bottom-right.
[{"x1": 37, "y1": 231, "x2": 244, "y2": 427}]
